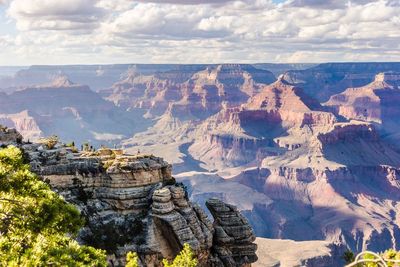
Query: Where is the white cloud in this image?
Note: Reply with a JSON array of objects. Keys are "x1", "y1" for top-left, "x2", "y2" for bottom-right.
[
  {"x1": 7, "y1": 0, "x2": 106, "y2": 31},
  {"x1": 1, "y1": 0, "x2": 400, "y2": 65},
  {"x1": 135, "y1": 0, "x2": 234, "y2": 4}
]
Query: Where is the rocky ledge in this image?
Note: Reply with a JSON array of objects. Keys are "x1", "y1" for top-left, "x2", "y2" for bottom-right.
[
  {"x1": 0, "y1": 126, "x2": 22, "y2": 146},
  {"x1": 14, "y1": 138, "x2": 258, "y2": 266}
]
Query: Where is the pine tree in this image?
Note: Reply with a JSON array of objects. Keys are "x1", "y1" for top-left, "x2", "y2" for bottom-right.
[
  {"x1": 0, "y1": 146, "x2": 107, "y2": 266},
  {"x1": 126, "y1": 251, "x2": 139, "y2": 267},
  {"x1": 162, "y1": 243, "x2": 198, "y2": 267}
]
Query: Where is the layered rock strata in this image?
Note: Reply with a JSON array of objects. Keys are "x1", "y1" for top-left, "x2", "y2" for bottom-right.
[
  {"x1": 14, "y1": 138, "x2": 258, "y2": 267},
  {"x1": 189, "y1": 77, "x2": 335, "y2": 170},
  {"x1": 325, "y1": 72, "x2": 400, "y2": 143},
  {"x1": 206, "y1": 198, "x2": 258, "y2": 267},
  {"x1": 103, "y1": 64, "x2": 276, "y2": 120}
]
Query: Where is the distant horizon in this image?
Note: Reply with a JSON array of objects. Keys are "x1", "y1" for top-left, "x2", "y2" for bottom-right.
[{"x1": 3, "y1": 61, "x2": 400, "y2": 68}]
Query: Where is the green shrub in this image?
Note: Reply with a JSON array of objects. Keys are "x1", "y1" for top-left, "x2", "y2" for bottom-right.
[
  {"x1": 66, "y1": 141, "x2": 75, "y2": 147},
  {"x1": 343, "y1": 249, "x2": 355, "y2": 264},
  {"x1": 0, "y1": 146, "x2": 107, "y2": 266},
  {"x1": 162, "y1": 243, "x2": 198, "y2": 267},
  {"x1": 126, "y1": 251, "x2": 139, "y2": 267},
  {"x1": 40, "y1": 135, "x2": 59, "y2": 149},
  {"x1": 347, "y1": 249, "x2": 400, "y2": 267}
]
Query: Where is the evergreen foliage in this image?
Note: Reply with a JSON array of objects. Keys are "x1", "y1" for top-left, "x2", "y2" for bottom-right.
[
  {"x1": 343, "y1": 249, "x2": 355, "y2": 264},
  {"x1": 126, "y1": 252, "x2": 139, "y2": 267},
  {"x1": 162, "y1": 243, "x2": 198, "y2": 267},
  {"x1": 345, "y1": 249, "x2": 400, "y2": 267},
  {"x1": 0, "y1": 146, "x2": 107, "y2": 266}
]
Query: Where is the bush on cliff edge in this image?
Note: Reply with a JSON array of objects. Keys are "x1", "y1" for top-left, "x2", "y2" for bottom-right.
[
  {"x1": 0, "y1": 146, "x2": 107, "y2": 266},
  {"x1": 162, "y1": 243, "x2": 198, "y2": 267}
]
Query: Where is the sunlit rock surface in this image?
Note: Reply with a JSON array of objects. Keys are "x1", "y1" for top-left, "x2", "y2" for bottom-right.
[{"x1": 18, "y1": 141, "x2": 258, "y2": 267}]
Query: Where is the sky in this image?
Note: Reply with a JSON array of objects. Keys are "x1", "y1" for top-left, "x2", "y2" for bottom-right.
[{"x1": 0, "y1": 0, "x2": 399, "y2": 65}]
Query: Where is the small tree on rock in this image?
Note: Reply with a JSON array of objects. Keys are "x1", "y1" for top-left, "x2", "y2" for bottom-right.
[
  {"x1": 126, "y1": 251, "x2": 139, "y2": 267},
  {"x1": 0, "y1": 146, "x2": 107, "y2": 266},
  {"x1": 162, "y1": 243, "x2": 198, "y2": 267}
]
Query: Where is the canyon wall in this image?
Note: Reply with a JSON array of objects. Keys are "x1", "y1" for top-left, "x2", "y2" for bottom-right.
[{"x1": 18, "y1": 140, "x2": 258, "y2": 267}]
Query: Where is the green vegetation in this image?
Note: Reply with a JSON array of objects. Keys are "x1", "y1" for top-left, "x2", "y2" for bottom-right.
[
  {"x1": 0, "y1": 146, "x2": 107, "y2": 266},
  {"x1": 125, "y1": 243, "x2": 198, "y2": 267},
  {"x1": 66, "y1": 141, "x2": 75, "y2": 148},
  {"x1": 66, "y1": 141, "x2": 79, "y2": 153},
  {"x1": 83, "y1": 215, "x2": 144, "y2": 253},
  {"x1": 126, "y1": 252, "x2": 139, "y2": 267},
  {"x1": 0, "y1": 146, "x2": 198, "y2": 266},
  {"x1": 345, "y1": 249, "x2": 400, "y2": 267},
  {"x1": 39, "y1": 135, "x2": 59, "y2": 149},
  {"x1": 102, "y1": 160, "x2": 114, "y2": 170},
  {"x1": 343, "y1": 249, "x2": 355, "y2": 264},
  {"x1": 162, "y1": 243, "x2": 198, "y2": 267}
]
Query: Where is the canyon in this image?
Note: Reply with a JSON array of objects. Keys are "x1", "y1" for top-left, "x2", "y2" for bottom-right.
[
  {"x1": 1, "y1": 129, "x2": 258, "y2": 267},
  {"x1": 2, "y1": 63, "x2": 400, "y2": 265}
]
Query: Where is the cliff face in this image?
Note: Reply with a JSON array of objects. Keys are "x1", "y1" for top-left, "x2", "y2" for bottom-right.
[
  {"x1": 282, "y1": 62, "x2": 400, "y2": 101},
  {"x1": 189, "y1": 78, "x2": 336, "y2": 170},
  {"x1": 19, "y1": 141, "x2": 258, "y2": 267},
  {"x1": 0, "y1": 110, "x2": 42, "y2": 141},
  {"x1": 102, "y1": 64, "x2": 276, "y2": 120},
  {"x1": 0, "y1": 77, "x2": 150, "y2": 145},
  {"x1": 228, "y1": 117, "x2": 400, "y2": 252},
  {"x1": 325, "y1": 72, "x2": 400, "y2": 143},
  {"x1": 183, "y1": 76, "x2": 400, "y2": 253},
  {"x1": 5, "y1": 63, "x2": 400, "y2": 262}
]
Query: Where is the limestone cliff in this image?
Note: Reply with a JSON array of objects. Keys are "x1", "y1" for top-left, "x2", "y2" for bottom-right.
[
  {"x1": 17, "y1": 140, "x2": 257, "y2": 267},
  {"x1": 325, "y1": 72, "x2": 400, "y2": 143}
]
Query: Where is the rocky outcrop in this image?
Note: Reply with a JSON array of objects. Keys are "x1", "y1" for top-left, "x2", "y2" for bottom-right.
[
  {"x1": 12, "y1": 138, "x2": 258, "y2": 267},
  {"x1": 206, "y1": 198, "x2": 258, "y2": 267},
  {"x1": 151, "y1": 187, "x2": 214, "y2": 259},
  {"x1": 0, "y1": 110, "x2": 42, "y2": 141},
  {"x1": 282, "y1": 62, "x2": 400, "y2": 101},
  {"x1": 317, "y1": 121, "x2": 378, "y2": 145},
  {"x1": 324, "y1": 72, "x2": 400, "y2": 143},
  {"x1": 0, "y1": 125, "x2": 22, "y2": 146},
  {"x1": 102, "y1": 64, "x2": 276, "y2": 120},
  {"x1": 189, "y1": 78, "x2": 335, "y2": 169},
  {"x1": 0, "y1": 77, "x2": 150, "y2": 145}
]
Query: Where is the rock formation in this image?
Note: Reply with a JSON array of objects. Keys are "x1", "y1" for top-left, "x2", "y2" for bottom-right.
[
  {"x1": 102, "y1": 64, "x2": 276, "y2": 120},
  {"x1": 0, "y1": 110, "x2": 42, "y2": 141},
  {"x1": 0, "y1": 76, "x2": 150, "y2": 144},
  {"x1": 282, "y1": 62, "x2": 400, "y2": 101},
  {"x1": 184, "y1": 76, "x2": 400, "y2": 253},
  {"x1": 325, "y1": 72, "x2": 400, "y2": 143},
  {"x1": 189, "y1": 76, "x2": 336, "y2": 170},
  {"x1": 206, "y1": 198, "x2": 257, "y2": 267},
  {"x1": 5, "y1": 63, "x2": 400, "y2": 262},
  {"x1": 115, "y1": 70, "x2": 400, "y2": 255},
  {"x1": 0, "y1": 125, "x2": 22, "y2": 146},
  {"x1": 11, "y1": 135, "x2": 258, "y2": 267}
]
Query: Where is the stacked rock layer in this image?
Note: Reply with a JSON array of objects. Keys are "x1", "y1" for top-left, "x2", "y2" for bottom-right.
[{"x1": 13, "y1": 138, "x2": 258, "y2": 267}]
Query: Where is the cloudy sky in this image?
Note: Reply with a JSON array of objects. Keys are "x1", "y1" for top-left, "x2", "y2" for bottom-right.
[{"x1": 0, "y1": 0, "x2": 399, "y2": 65}]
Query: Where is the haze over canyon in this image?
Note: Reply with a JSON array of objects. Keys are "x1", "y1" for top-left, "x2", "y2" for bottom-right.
[{"x1": 2, "y1": 63, "x2": 400, "y2": 266}]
